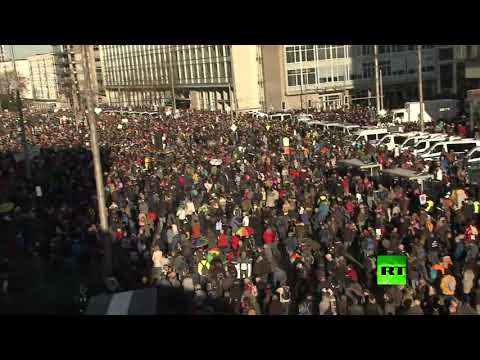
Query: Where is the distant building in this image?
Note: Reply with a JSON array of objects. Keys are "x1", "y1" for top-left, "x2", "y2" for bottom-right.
[
  {"x1": 100, "y1": 45, "x2": 264, "y2": 111},
  {"x1": 261, "y1": 45, "x2": 444, "y2": 112},
  {"x1": 28, "y1": 53, "x2": 62, "y2": 109},
  {"x1": 99, "y1": 45, "x2": 465, "y2": 112},
  {"x1": 52, "y1": 45, "x2": 105, "y2": 109},
  {"x1": 454, "y1": 45, "x2": 480, "y2": 99}
]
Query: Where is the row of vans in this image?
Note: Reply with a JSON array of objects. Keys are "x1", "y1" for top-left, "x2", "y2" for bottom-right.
[
  {"x1": 373, "y1": 130, "x2": 480, "y2": 162},
  {"x1": 420, "y1": 139, "x2": 480, "y2": 161},
  {"x1": 103, "y1": 110, "x2": 159, "y2": 117},
  {"x1": 350, "y1": 126, "x2": 480, "y2": 164}
]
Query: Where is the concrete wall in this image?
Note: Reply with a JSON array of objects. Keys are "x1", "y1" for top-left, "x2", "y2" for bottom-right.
[
  {"x1": 261, "y1": 45, "x2": 284, "y2": 112},
  {"x1": 231, "y1": 45, "x2": 261, "y2": 111}
]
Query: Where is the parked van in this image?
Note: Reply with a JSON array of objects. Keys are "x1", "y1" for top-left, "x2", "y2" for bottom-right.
[
  {"x1": 398, "y1": 134, "x2": 432, "y2": 152},
  {"x1": 329, "y1": 123, "x2": 360, "y2": 136},
  {"x1": 352, "y1": 127, "x2": 389, "y2": 145},
  {"x1": 412, "y1": 136, "x2": 461, "y2": 156},
  {"x1": 375, "y1": 132, "x2": 426, "y2": 151},
  {"x1": 270, "y1": 113, "x2": 292, "y2": 122},
  {"x1": 420, "y1": 139, "x2": 480, "y2": 161},
  {"x1": 463, "y1": 146, "x2": 480, "y2": 169},
  {"x1": 295, "y1": 113, "x2": 314, "y2": 123}
]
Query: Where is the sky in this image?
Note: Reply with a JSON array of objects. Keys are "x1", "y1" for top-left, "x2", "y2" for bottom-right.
[{"x1": 4, "y1": 45, "x2": 52, "y2": 60}]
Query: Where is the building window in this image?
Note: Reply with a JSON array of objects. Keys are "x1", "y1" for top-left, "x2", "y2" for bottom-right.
[
  {"x1": 305, "y1": 46, "x2": 314, "y2": 61},
  {"x1": 302, "y1": 68, "x2": 316, "y2": 84},
  {"x1": 288, "y1": 69, "x2": 298, "y2": 86},
  {"x1": 362, "y1": 45, "x2": 373, "y2": 56},
  {"x1": 439, "y1": 48, "x2": 453, "y2": 61},
  {"x1": 336, "y1": 46, "x2": 345, "y2": 58},
  {"x1": 352, "y1": 45, "x2": 362, "y2": 57},
  {"x1": 408, "y1": 45, "x2": 415, "y2": 51},
  {"x1": 379, "y1": 60, "x2": 391, "y2": 76},
  {"x1": 317, "y1": 47, "x2": 326, "y2": 60},
  {"x1": 282, "y1": 101, "x2": 286, "y2": 110},
  {"x1": 308, "y1": 99, "x2": 312, "y2": 107},
  {"x1": 440, "y1": 63, "x2": 453, "y2": 89},
  {"x1": 286, "y1": 46, "x2": 295, "y2": 63},
  {"x1": 362, "y1": 62, "x2": 374, "y2": 78},
  {"x1": 219, "y1": 62, "x2": 225, "y2": 78}
]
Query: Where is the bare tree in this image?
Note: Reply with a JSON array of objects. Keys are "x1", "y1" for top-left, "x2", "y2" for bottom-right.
[{"x1": 0, "y1": 70, "x2": 27, "y2": 95}]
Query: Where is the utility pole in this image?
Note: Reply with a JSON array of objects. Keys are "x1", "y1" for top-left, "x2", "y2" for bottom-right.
[
  {"x1": 229, "y1": 46, "x2": 239, "y2": 118},
  {"x1": 379, "y1": 66, "x2": 384, "y2": 111},
  {"x1": 80, "y1": 45, "x2": 112, "y2": 277},
  {"x1": 374, "y1": 45, "x2": 381, "y2": 112},
  {"x1": 117, "y1": 85, "x2": 122, "y2": 112},
  {"x1": 10, "y1": 45, "x2": 31, "y2": 180},
  {"x1": 229, "y1": 83, "x2": 234, "y2": 123},
  {"x1": 168, "y1": 45, "x2": 176, "y2": 116},
  {"x1": 417, "y1": 45, "x2": 425, "y2": 132}
]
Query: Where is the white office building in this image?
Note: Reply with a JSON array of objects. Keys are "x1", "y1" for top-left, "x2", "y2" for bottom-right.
[
  {"x1": 28, "y1": 53, "x2": 61, "y2": 106},
  {"x1": 100, "y1": 45, "x2": 264, "y2": 111}
]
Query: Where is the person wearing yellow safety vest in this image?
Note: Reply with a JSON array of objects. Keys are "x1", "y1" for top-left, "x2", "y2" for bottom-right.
[
  {"x1": 473, "y1": 201, "x2": 480, "y2": 218},
  {"x1": 472, "y1": 200, "x2": 480, "y2": 226},
  {"x1": 424, "y1": 199, "x2": 435, "y2": 213},
  {"x1": 144, "y1": 156, "x2": 151, "y2": 171},
  {"x1": 197, "y1": 256, "x2": 210, "y2": 278}
]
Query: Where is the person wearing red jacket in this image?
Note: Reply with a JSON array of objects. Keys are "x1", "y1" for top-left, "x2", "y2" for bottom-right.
[
  {"x1": 218, "y1": 231, "x2": 229, "y2": 250},
  {"x1": 342, "y1": 176, "x2": 350, "y2": 195},
  {"x1": 263, "y1": 227, "x2": 277, "y2": 245},
  {"x1": 465, "y1": 223, "x2": 478, "y2": 243},
  {"x1": 178, "y1": 175, "x2": 186, "y2": 187},
  {"x1": 231, "y1": 235, "x2": 241, "y2": 251},
  {"x1": 345, "y1": 199, "x2": 354, "y2": 218},
  {"x1": 290, "y1": 169, "x2": 301, "y2": 179},
  {"x1": 263, "y1": 227, "x2": 279, "y2": 261}
]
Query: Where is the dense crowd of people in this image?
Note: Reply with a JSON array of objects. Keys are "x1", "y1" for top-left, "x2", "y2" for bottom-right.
[{"x1": 1, "y1": 105, "x2": 480, "y2": 315}]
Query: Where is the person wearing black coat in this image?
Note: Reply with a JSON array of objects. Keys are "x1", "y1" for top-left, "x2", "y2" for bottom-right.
[{"x1": 364, "y1": 296, "x2": 383, "y2": 315}]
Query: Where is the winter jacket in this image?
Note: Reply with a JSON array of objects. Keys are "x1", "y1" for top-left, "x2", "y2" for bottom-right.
[
  {"x1": 218, "y1": 233, "x2": 229, "y2": 249},
  {"x1": 440, "y1": 274, "x2": 456, "y2": 296},
  {"x1": 263, "y1": 229, "x2": 277, "y2": 245}
]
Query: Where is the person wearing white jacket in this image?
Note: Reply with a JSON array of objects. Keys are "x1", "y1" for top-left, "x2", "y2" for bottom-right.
[
  {"x1": 436, "y1": 167, "x2": 443, "y2": 181},
  {"x1": 176, "y1": 205, "x2": 186, "y2": 221},
  {"x1": 185, "y1": 200, "x2": 195, "y2": 216}
]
